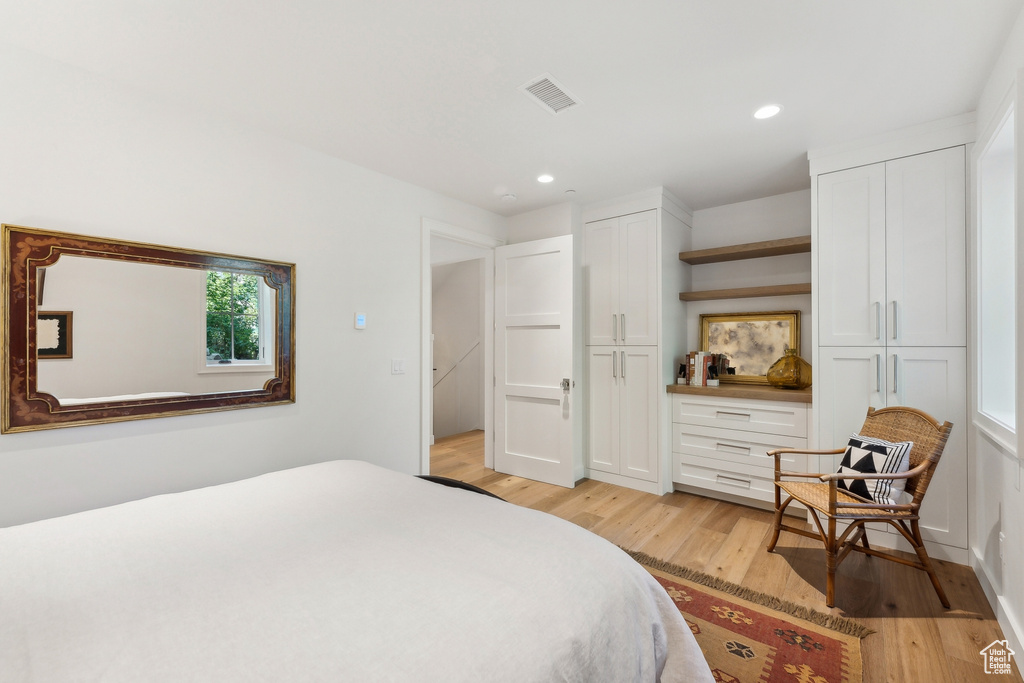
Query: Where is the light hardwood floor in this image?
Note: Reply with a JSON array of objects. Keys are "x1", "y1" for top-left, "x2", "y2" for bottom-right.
[{"x1": 431, "y1": 430, "x2": 1022, "y2": 683}]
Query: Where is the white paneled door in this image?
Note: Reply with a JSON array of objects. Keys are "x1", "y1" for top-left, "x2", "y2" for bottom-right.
[{"x1": 494, "y1": 235, "x2": 575, "y2": 488}]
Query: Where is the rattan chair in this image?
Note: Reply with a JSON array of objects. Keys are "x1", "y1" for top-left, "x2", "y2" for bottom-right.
[{"x1": 766, "y1": 406, "x2": 953, "y2": 608}]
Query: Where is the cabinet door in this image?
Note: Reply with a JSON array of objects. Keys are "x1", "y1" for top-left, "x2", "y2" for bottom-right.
[
  {"x1": 817, "y1": 164, "x2": 887, "y2": 347},
  {"x1": 887, "y1": 346, "x2": 967, "y2": 549},
  {"x1": 584, "y1": 218, "x2": 620, "y2": 346},
  {"x1": 817, "y1": 347, "x2": 886, "y2": 461},
  {"x1": 885, "y1": 147, "x2": 966, "y2": 347},
  {"x1": 619, "y1": 211, "x2": 659, "y2": 345},
  {"x1": 619, "y1": 347, "x2": 659, "y2": 482},
  {"x1": 586, "y1": 347, "x2": 619, "y2": 474}
]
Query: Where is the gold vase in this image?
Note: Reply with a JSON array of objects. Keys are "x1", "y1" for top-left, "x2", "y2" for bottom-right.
[{"x1": 766, "y1": 349, "x2": 812, "y2": 389}]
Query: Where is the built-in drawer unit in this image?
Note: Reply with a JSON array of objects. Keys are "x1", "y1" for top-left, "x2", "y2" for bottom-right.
[
  {"x1": 671, "y1": 392, "x2": 811, "y2": 511},
  {"x1": 672, "y1": 394, "x2": 807, "y2": 438}
]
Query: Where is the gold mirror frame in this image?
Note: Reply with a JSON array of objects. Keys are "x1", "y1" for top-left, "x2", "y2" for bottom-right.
[
  {"x1": 2, "y1": 224, "x2": 295, "y2": 433},
  {"x1": 699, "y1": 310, "x2": 800, "y2": 384}
]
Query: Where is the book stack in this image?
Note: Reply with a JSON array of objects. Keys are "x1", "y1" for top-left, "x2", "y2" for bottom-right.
[{"x1": 682, "y1": 352, "x2": 730, "y2": 386}]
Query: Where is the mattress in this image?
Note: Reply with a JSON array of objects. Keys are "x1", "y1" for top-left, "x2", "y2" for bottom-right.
[{"x1": 0, "y1": 460, "x2": 712, "y2": 682}]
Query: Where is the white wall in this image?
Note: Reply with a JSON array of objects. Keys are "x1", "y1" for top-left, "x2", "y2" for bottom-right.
[
  {"x1": 970, "y1": 8, "x2": 1024, "y2": 657},
  {"x1": 685, "y1": 189, "x2": 812, "y2": 356},
  {"x1": 431, "y1": 259, "x2": 483, "y2": 438},
  {"x1": 0, "y1": 44, "x2": 506, "y2": 527}
]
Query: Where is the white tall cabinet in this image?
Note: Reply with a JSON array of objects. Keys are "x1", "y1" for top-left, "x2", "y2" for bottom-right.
[
  {"x1": 812, "y1": 132, "x2": 971, "y2": 562},
  {"x1": 582, "y1": 192, "x2": 690, "y2": 494}
]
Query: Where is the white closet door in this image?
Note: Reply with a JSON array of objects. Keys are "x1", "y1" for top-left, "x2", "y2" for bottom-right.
[
  {"x1": 887, "y1": 346, "x2": 967, "y2": 549},
  {"x1": 885, "y1": 147, "x2": 967, "y2": 347},
  {"x1": 584, "y1": 218, "x2": 620, "y2": 346},
  {"x1": 619, "y1": 211, "x2": 660, "y2": 346},
  {"x1": 619, "y1": 346, "x2": 659, "y2": 482},
  {"x1": 817, "y1": 347, "x2": 886, "y2": 465},
  {"x1": 817, "y1": 164, "x2": 887, "y2": 347},
  {"x1": 586, "y1": 347, "x2": 619, "y2": 475}
]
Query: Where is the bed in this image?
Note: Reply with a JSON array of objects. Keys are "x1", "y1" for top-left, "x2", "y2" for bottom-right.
[{"x1": 0, "y1": 460, "x2": 713, "y2": 682}]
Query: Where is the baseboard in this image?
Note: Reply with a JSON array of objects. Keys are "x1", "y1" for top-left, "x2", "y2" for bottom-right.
[{"x1": 972, "y1": 548, "x2": 1024, "y2": 658}]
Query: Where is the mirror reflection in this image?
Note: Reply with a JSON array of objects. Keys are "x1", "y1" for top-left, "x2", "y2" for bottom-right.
[{"x1": 36, "y1": 256, "x2": 276, "y2": 404}]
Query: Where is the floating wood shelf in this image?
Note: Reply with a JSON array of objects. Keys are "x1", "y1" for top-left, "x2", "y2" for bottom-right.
[
  {"x1": 679, "y1": 235, "x2": 811, "y2": 265},
  {"x1": 679, "y1": 283, "x2": 811, "y2": 302}
]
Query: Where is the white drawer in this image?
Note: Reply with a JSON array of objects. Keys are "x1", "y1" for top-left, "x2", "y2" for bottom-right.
[
  {"x1": 672, "y1": 394, "x2": 809, "y2": 438},
  {"x1": 673, "y1": 423, "x2": 807, "y2": 474},
  {"x1": 675, "y1": 459, "x2": 776, "y2": 504}
]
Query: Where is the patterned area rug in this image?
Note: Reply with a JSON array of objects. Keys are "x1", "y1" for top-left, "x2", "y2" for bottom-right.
[{"x1": 628, "y1": 551, "x2": 868, "y2": 683}]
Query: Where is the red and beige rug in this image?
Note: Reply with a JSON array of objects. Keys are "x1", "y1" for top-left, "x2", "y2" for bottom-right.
[{"x1": 628, "y1": 551, "x2": 870, "y2": 683}]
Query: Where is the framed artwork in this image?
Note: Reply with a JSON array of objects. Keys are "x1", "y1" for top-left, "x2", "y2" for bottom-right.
[
  {"x1": 699, "y1": 311, "x2": 800, "y2": 384},
  {"x1": 37, "y1": 311, "x2": 73, "y2": 359}
]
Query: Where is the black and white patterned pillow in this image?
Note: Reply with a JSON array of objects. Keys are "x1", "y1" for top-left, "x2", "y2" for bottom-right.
[{"x1": 835, "y1": 434, "x2": 913, "y2": 505}]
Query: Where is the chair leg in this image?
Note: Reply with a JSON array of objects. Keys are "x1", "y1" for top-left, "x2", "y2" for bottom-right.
[
  {"x1": 826, "y1": 517, "x2": 837, "y2": 608},
  {"x1": 766, "y1": 493, "x2": 793, "y2": 552},
  {"x1": 910, "y1": 520, "x2": 951, "y2": 609}
]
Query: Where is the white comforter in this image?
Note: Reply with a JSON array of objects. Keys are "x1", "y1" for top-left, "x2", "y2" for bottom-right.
[{"x1": 0, "y1": 460, "x2": 712, "y2": 682}]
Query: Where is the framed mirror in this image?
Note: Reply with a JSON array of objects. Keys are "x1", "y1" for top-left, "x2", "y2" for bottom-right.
[{"x1": 2, "y1": 224, "x2": 295, "y2": 433}]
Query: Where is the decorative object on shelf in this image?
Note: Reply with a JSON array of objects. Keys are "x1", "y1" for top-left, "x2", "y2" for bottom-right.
[
  {"x1": 700, "y1": 311, "x2": 800, "y2": 385},
  {"x1": 37, "y1": 311, "x2": 73, "y2": 359},
  {"x1": 766, "y1": 349, "x2": 812, "y2": 389}
]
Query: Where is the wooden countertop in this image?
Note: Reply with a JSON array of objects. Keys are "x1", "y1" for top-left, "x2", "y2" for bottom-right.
[{"x1": 666, "y1": 382, "x2": 812, "y2": 404}]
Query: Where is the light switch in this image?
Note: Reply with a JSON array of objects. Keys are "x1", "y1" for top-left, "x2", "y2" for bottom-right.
[
  {"x1": 354, "y1": 313, "x2": 366, "y2": 329},
  {"x1": 391, "y1": 359, "x2": 405, "y2": 375}
]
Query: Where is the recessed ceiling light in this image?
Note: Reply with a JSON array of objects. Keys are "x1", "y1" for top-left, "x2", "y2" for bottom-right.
[
  {"x1": 754, "y1": 104, "x2": 782, "y2": 120},
  {"x1": 500, "y1": 193, "x2": 518, "y2": 202},
  {"x1": 537, "y1": 174, "x2": 554, "y2": 183}
]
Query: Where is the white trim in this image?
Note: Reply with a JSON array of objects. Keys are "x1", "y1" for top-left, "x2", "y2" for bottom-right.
[
  {"x1": 971, "y1": 90, "x2": 1017, "y2": 450},
  {"x1": 973, "y1": 547, "x2": 1024, "y2": 661},
  {"x1": 808, "y1": 113, "x2": 976, "y2": 176},
  {"x1": 581, "y1": 186, "x2": 693, "y2": 225},
  {"x1": 421, "y1": 218, "x2": 503, "y2": 475}
]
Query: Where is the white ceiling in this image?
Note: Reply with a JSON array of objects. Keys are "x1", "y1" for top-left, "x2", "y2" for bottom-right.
[{"x1": 1, "y1": 0, "x2": 1020, "y2": 216}]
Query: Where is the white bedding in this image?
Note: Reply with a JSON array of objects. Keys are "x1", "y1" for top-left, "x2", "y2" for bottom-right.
[{"x1": 0, "y1": 460, "x2": 712, "y2": 682}]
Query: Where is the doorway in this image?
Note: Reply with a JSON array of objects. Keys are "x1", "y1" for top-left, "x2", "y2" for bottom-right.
[{"x1": 420, "y1": 219, "x2": 502, "y2": 474}]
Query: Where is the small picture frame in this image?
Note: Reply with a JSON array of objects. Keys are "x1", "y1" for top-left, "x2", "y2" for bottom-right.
[
  {"x1": 699, "y1": 311, "x2": 799, "y2": 384},
  {"x1": 37, "y1": 311, "x2": 73, "y2": 359}
]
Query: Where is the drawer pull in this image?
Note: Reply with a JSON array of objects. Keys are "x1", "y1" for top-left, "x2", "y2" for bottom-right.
[
  {"x1": 716, "y1": 442, "x2": 751, "y2": 454},
  {"x1": 716, "y1": 474, "x2": 751, "y2": 489},
  {"x1": 715, "y1": 410, "x2": 751, "y2": 421}
]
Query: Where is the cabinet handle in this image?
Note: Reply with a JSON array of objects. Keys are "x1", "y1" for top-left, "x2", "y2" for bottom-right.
[
  {"x1": 612, "y1": 351, "x2": 617, "y2": 378},
  {"x1": 716, "y1": 442, "x2": 751, "y2": 454},
  {"x1": 621, "y1": 314, "x2": 626, "y2": 341},
  {"x1": 875, "y1": 354, "x2": 882, "y2": 393},
  {"x1": 716, "y1": 474, "x2": 751, "y2": 489},
  {"x1": 612, "y1": 314, "x2": 617, "y2": 342},
  {"x1": 715, "y1": 410, "x2": 751, "y2": 421},
  {"x1": 891, "y1": 300, "x2": 899, "y2": 340},
  {"x1": 875, "y1": 301, "x2": 882, "y2": 341},
  {"x1": 892, "y1": 353, "x2": 899, "y2": 394},
  {"x1": 620, "y1": 351, "x2": 626, "y2": 379}
]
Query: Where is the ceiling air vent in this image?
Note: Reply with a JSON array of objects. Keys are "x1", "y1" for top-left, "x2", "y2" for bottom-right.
[{"x1": 519, "y1": 73, "x2": 581, "y2": 115}]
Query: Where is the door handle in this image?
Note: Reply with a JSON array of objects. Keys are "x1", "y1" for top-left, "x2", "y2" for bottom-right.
[
  {"x1": 620, "y1": 314, "x2": 625, "y2": 341},
  {"x1": 612, "y1": 314, "x2": 617, "y2": 342},
  {"x1": 621, "y1": 351, "x2": 625, "y2": 379},
  {"x1": 891, "y1": 300, "x2": 898, "y2": 340},
  {"x1": 612, "y1": 351, "x2": 617, "y2": 378},
  {"x1": 560, "y1": 378, "x2": 571, "y2": 392},
  {"x1": 892, "y1": 353, "x2": 899, "y2": 394},
  {"x1": 874, "y1": 301, "x2": 881, "y2": 341},
  {"x1": 875, "y1": 354, "x2": 882, "y2": 393}
]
